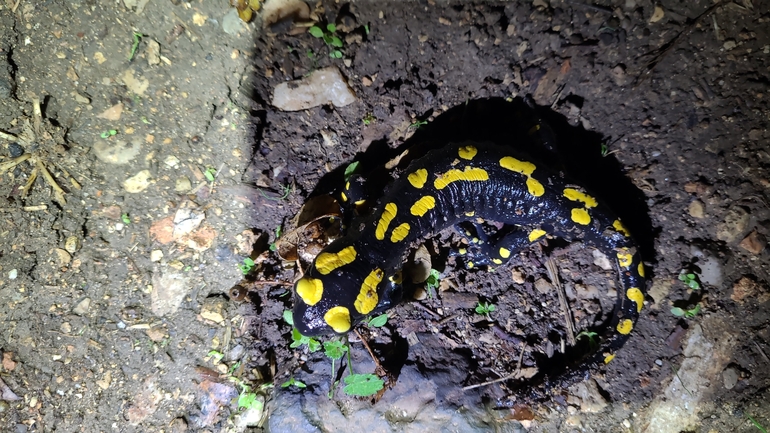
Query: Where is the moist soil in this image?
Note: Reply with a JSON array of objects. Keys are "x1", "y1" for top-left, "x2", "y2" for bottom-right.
[{"x1": 1, "y1": 1, "x2": 769, "y2": 432}]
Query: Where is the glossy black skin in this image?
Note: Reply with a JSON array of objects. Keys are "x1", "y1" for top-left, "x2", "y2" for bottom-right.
[{"x1": 293, "y1": 141, "x2": 646, "y2": 365}]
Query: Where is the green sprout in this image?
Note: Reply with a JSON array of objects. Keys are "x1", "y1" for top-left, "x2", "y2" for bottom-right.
[
  {"x1": 362, "y1": 113, "x2": 375, "y2": 125},
  {"x1": 424, "y1": 269, "x2": 441, "y2": 298},
  {"x1": 748, "y1": 415, "x2": 768, "y2": 433},
  {"x1": 237, "y1": 389, "x2": 263, "y2": 411},
  {"x1": 409, "y1": 119, "x2": 428, "y2": 130},
  {"x1": 204, "y1": 167, "x2": 217, "y2": 182},
  {"x1": 129, "y1": 31, "x2": 144, "y2": 61},
  {"x1": 678, "y1": 271, "x2": 701, "y2": 290},
  {"x1": 140, "y1": 116, "x2": 151, "y2": 124},
  {"x1": 238, "y1": 257, "x2": 256, "y2": 275},
  {"x1": 290, "y1": 328, "x2": 321, "y2": 352},
  {"x1": 577, "y1": 330, "x2": 599, "y2": 348},
  {"x1": 207, "y1": 350, "x2": 224, "y2": 363},
  {"x1": 228, "y1": 361, "x2": 241, "y2": 375},
  {"x1": 475, "y1": 301, "x2": 496, "y2": 317},
  {"x1": 309, "y1": 23, "x2": 344, "y2": 58},
  {"x1": 260, "y1": 184, "x2": 293, "y2": 201},
  {"x1": 269, "y1": 225, "x2": 282, "y2": 252},
  {"x1": 343, "y1": 373, "x2": 384, "y2": 397},
  {"x1": 671, "y1": 304, "x2": 701, "y2": 319},
  {"x1": 283, "y1": 310, "x2": 294, "y2": 326},
  {"x1": 323, "y1": 339, "x2": 348, "y2": 391},
  {"x1": 121, "y1": 213, "x2": 131, "y2": 225},
  {"x1": 343, "y1": 161, "x2": 360, "y2": 183},
  {"x1": 364, "y1": 24, "x2": 370, "y2": 35},
  {"x1": 281, "y1": 376, "x2": 307, "y2": 389},
  {"x1": 367, "y1": 314, "x2": 388, "y2": 328},
  {"x1": 100, "y1": 129, "x2": 118, "y2": 139}
]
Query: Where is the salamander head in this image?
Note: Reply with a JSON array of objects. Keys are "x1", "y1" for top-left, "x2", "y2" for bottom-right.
[{"x1": 292, "y1": 257, "x2": 400, "y2": 337}]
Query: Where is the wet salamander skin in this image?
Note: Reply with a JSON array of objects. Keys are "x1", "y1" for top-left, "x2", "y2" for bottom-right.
[{"x1": 293, "y1": 142, "x2": 646, "y2": 365}]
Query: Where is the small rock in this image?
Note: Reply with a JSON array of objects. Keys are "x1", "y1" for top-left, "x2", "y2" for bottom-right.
[
  {"x1": 723, "y1": 40, "x2": 737, "y2": 51},
  {"x1": 441, "y1": 291, "x2": 478, "y2": 310},
  {"x1": 96, "y1": 370, "x2": 112, "y2": 390},
  {"x1": 412, "y1": 286, "x2": 428, "y2": 301},
  {"x1": 534, "y1": 278, "x2": 553, "y2": 294},
  {"x1": 93, "y1": 138, "x2": 142, "y2": 164},
  {"x1": 54, "y1": 248, "x2": 71, "y2": 266},
  {"x1": 8, "y1": 269, "x2": 17, "y2": 280},
  {"x1": 145, "y1": 326, "x2": 168, "y2": 342},
  {"x1": 511, "y1": 269, "x2": 526, "y2": 284},
  {"x1": 73, "y1": 298, "x2": 91, "y2": 315},
  {"x1": 146, "y1": 39, "x2": 161, "y2": 66},
  {"x1": 222, "y1": 8, "x2": 245, "y2": 35},
  {"x1": 261, "y1": 0, "x2": 310, "y2": 27},
  {"x1": 64, "y1": 236, "x2": 81, "y2": 254},
  {"x1": 698, "y1": 256, "x2": 723, "y2": 287},
  {"x1": 649, "y1": 5, "x2": 665, "y2": 23},
  {"x1": 60, "y1": 322, "x2": 71, "y2": 334},
  {"x1": 611, "y1": 64, "x2": 626, "y2": 85},
  {"x1": 151, "y1": 272, "x2": 192, "y2": 316},
  {"x1": 738, "y1": 230, "x2": 766, "y2": 254},
  {"x1": 271, "y1": 66, "x2": 356, "y2": 111},
  {"x1": 716, "y1": 207, "x2": 750, "y2": 242},
  {"x1": 688, "y1": 200, "x2": 705, "y2": 218},
  {"x1": 169, "y1": 417, "x2": 188, "y2": 433},
  {"x1": 227, "y1": 344, "x2": 245, "y2": 362},
  {"x1": 592, "y1": 250, "x2": 613, "y2": 270},
  {"x1": 164, "y1": 155, "x2": 180, "y2": 168},
  {"x1": 722, "y1": 367, "x2": 738, "y2": 389},
  {"x1": 200, "y1": 297, "x2": 228, "y2": 324},
  {"x1": 567, "y1": 379, "x2": 608, "y2": 413},
  {"x1": 74, "y1": 93, "x2": 91, "y2": 104},
  {"x1": 175, "y1": 176, "x2": 192, "y2": 193},
  {"x1": 97, "y1": 103, "x2": 124, "y2": 121},
  {"x1": 124, "y1": 170, "x2": 153, "y2": 193},
  {"x1": 150, "y1": 250, "x2": 163, "y2": 262},
  {"x1": 731, "y1": 276, "x2": 770, "y2": 304}
]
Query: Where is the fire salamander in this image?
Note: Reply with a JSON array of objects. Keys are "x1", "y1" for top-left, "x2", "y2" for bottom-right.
[{"x1": 292, "y1": 141, "x2": 646, "y2": 367}]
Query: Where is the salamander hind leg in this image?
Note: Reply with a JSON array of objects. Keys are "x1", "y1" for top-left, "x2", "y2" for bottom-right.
[{"x1": 452, "y1": 222, "x2": 544, "y2": 269}]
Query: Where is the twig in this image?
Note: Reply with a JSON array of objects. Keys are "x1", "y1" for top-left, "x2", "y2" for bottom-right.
[
  {"x1": 546, "y1": 257, "x2": 575, "y2": 346},
  {"x1": 0, "y1": 204, "x2": 48, "y2": 212},
  {"x1": 754, "y1": 340, "x2": 770, "y2": 364},
  {"x1": 462, "y1": 343, "x2": 527, "y2": 391},
  {"x1": 353, "y1": 328, "x2": 385, "y2": 374},
  {"x1": 0, "y1": 130, "x2": 20, "y2": 142}
]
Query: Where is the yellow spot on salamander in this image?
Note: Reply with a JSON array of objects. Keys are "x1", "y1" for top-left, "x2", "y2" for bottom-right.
[
  {"x1": 616, "y1": 250, "x2": 633, "y2": 268},
  {"x1": 563, "y1": 188, "x2": 598, "y2": 208},
  {"x1": 355, "y1": 199, "x2": 366, "y2": 206},
  {"x1": 340, "y1": 191, "x2": 348, "y2": 202},
  {"x1": 499, "y1": 247, "x2": 511, "y2": 259},
  {"x1": 613, "y1": 219, "x2": 630, "y2": 237},
  {"x1": 389, "y1": 270, "x2": 403, "y2": 284},
  {"x1": 324, "y1": 306, "x2": 351, "y2": 333},
  {"x1": 434, "y1": 167, "x2": 489, "y2": 190},
  {"x1": 390, "y1": 222, "x2": 410, "y2": 243},
  {"x1": 638, "y1": 262, "x2": 645, "y2": 278},
  {"x1": 604, "y1": 354, "x2": 616, "y2": 364},
  {"x1": 571, "y1": 208, "x2": 591, "y2": 225},
  {"x1": 315, "y1": 246, "x2": 357, "y2": 275},
  {"x1": 458, "y1": 145, "x2": 478, "y2": 160},
  {"x1": 355, "y1": 268, "x2": 383, "y2": 314},
  {"x1": 375, "y1": 203, "x2": 398, "y2": 240},
  {"x1": 499, "y1": 156, "x2": 544, "y2": 197},
  {"x1": 528, "y1": 124, "x2": 541, "y2": 135},
  {"x1": 345, "y1": 181, "x2": 350, "y2": 190},
  {"x1": 467, "y1": 262, "x2": 474, "y2": 268},
  {"x1": 408, "y1": 169, "x2": 428, "y2": 189},
  {"x1": 626, "y1": 287, "x2": 644, "y2": 313},
  {"x1": 458, "y1": 248, "x2": 467, "y2": 255},
  {"x1": 410, "y1": 195, "x2": 436, "y2": 217},
  {"x1": 296, "y1": 277, "x2": 323, "y2": 306},
  {"x1": 616, "y1": 319, "x2": 633, "y2": 335},
  {"x1": 464, "y1": 211, "x2": 475, "y2": 217},
  {"x1": 492, "y1": 258, "x2": 503, "y2": 265},
  {"x1": 528, "y1": 229, "x2": 547, "y2": 242}
]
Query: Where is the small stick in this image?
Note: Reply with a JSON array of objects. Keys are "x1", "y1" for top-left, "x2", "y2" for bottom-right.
[
  {"x1": 546, "y1": 257, "x2": 576, "y2": 346},
  {"x1": 354, "y1": 328, "x2": 385, "y2": 374},
  {"x1": 754, "y1": 340, "x2": 770, "y2": 364},
  {"x1": 462, "y1": 343, "x2": 527, "y2": 391},
  {"x1": 0, "y1": 130, "x2": 20, "y2": 142}
]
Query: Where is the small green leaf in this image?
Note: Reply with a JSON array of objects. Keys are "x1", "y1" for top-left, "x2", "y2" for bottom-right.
[
  {"x1": 364, "y1": 24, "x2": 370, "y2": 34},
  {"x1": 425, "y1": 269, "x2": 441, "y2": 290},
  {"x1": 208, "y1": 350, "x2": 224, "y2": 362},
  {"x1": 326, "y1": 23, "x2": 336, "y2": 33},
  {"x1": 323, "y1": 340, "x2": 348, "y2": 360},
  {"x1": 121, "y1": 213, "x2": 131, "y2": 224},
  {"x1": 204, "y1": 167, "x2": 217, "y2": 182},
  {"x1": 344, "y1": 161, "x2": 360, "y2": 182},
  {"x1": 307, "y1": 49, "x2": 315, "y2": 58},
  {"x1": 309, "y1": 26, "x2": 324, "y2": 38},
  {"x1": 343, "y1": 373, "x2": 384, "y2": 397},
  {"x1": 330, "y1": 36, "x2": 343, "y2": 48},
  {"x1": 688, "y1": 280, "x2": 700, "y2": 290},
  {"x1": 283, "y1": 310, "x2": 294, "y2": 326},
  {"x1": 368, "y1": 314, "x2": 388, "y2": 328},
  {"x1": 670, "y1": 307, "x2": 685, "y2": 317},
  {"x1": 308, "y1": 338, "x2": 321, "y2": 353},
  {"x1": 322, "y1": 33, "x2": 334, "y2": 45},
  {"x1": 331, "y1": 50, "x2": 343, "y2": 59}
]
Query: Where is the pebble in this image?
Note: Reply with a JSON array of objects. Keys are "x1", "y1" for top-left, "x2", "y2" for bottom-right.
[
  {"x1": 64, "y1": 236, "x2": 81, "y2": 254},
  {"x1": 222, "y1": 8, "x2": 244, "y2": 35},
  {"x1": 73, "y1": 298, "x2": 91, "y2": 315},
  {"x1": 688, "y1": 200, "x2": 705, "y2": 218},
  {"x1": 54, "y1": 248, "x2": 71, "y2": 266},
  {"x1": 716, "y1": 207, "x2": 750, "y2": 242},
  {"x1": 175, "y1": 176, "x2": 192, "y2": 193},
  {"x1": 93, "y1": 138, "x2": 142, "y2": 165},
  {"x1": 150, "y1": 250, "x2": 164, "y2": 262},
  {"x1": 534, "y1": 278, "x2": 553, "y2": 294},
  {"x1": 200, "y1": 297, "x2": 228, "y2": 324},
  {"x1": 124, "y1": 170, "x2": 153, "y2": 193},
  {"x1": 698, "y1": 256, "x2": 723, "y2": 287},
  {"x1": 592, "y1": 250, "x2": 613, "y2": 270},
  {"x1": 272, "y1": 66, "x2": 356, "y2": 111},
  {"x1": 738, "y1": 230, "x2": 766, "y2": 254},
  {"x1": 9, "y1": 269, "x2": 18, "y2": 280},
  {"x1": 722, "y1": 367, "x2": 738, "y2": 389}
]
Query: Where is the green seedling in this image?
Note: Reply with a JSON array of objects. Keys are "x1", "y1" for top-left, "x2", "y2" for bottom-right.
[
  {"x1": 343, "y1": 373, "x2": 384, "y2": 397},
  {"x1": 269, "y1": 225, "x2": 282, "y2": 251},
  {"x1": 364, "y1": 24, "x2": 370, "y2": 35},
  {"x1": 140, "y1": 116, "x2": 151, "y2": 124},
  {"x1": 283, "y1": 310, "x2": 294, "y2": 326},
  {"x1": 207, "y1": 350, "x2": 224, "y2": 363},
  {"x1": 237, "y1": 389, "x2": 263, "y2": 411},
  {"x1": 343, "y1": 161, "x2": 360, "y2": 183},
  {"x1": 121, "y1": 213, "x2": 131, "y2": 225},
  {"x1": 204, "y1": 167, "x2": 217, "y2": 182},
  {"x1": 362, "y1": 113, "x2": 375, "y2": 125},
  {"x1": 678, "y1": 271, "x2": 701, "y2": 290},
  {"x1": 228, "y1": 361, "x2": 242, "y2": 375},
  {"x1": 577, "y1": 330, "x2": 599, "y2": 348},
  {"x1": 367, "y1": 314, "x2": 388, "y2": 328},
  {"x1": 600, "y1": 142, "x2": 618, "y2": 157},
  {"x1": 238, "y1": 257, "x2": 256, "y2": 275},
  {"x1": 260, "y1": 183, "x2": 293, "y2": 201},
  {"x1": 748, "y1": 415, "x2": 768, "y2": 433},
  {"x1": 671, "y1": 304, "x2": 700, "y2": 318},
  {"x1": 409, "y1": 119, "x2": 428, "y2": 129},
  {"x1": 290, "y1": 328, "x2": 321, "y2": 352},
  {"x1": 309, "y1": 23, "x2": 344, "y2": 58},
  {"x1": 323, "y1": 339, "x2": 348, "y2": 393},
  {"x1": 280, "y1": 377, "x2": 307, "y2": 389},
  {"x1": 100, "y1": 129, "x2": 118, "y2": 139},
  {"x1": 425, "y1": 269, "x2": 441, "y2": 298},
  {"x1": 129, "y1": 31, "x2": 144, "y2": 61},
  {"x1": 475, "y1": 301, "x2": 496, "y2": 317}
]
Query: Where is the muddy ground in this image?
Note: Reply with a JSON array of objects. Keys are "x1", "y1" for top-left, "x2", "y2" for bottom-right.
[{"x1": 1, "y1": 0, "x2": 769, "y2": 432}]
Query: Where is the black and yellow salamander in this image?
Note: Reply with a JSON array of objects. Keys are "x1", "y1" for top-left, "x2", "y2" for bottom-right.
[{"x1": 292, "y1": 140, "x2": 646, "y2": 366}]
